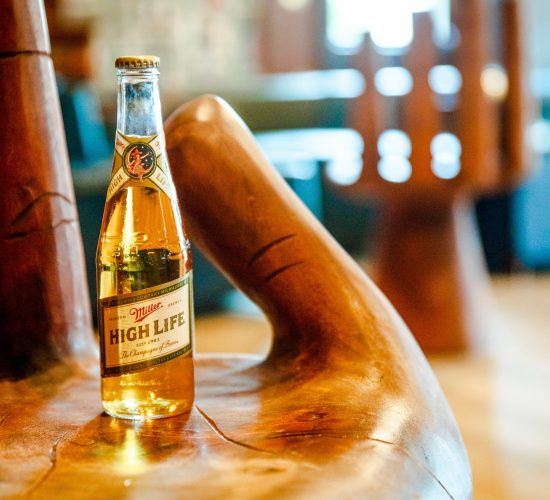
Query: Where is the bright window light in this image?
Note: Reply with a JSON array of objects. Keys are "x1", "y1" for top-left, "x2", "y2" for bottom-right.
[
  {"x1": 277, "y1": 0, "x2": 311, "y2": 11},
  {"x1": 326, "y1": 0, "x2": 450, "y2": 53},
  {"x1": 481, "y1": 64, "x2": 509, "y2": 102},
  {"x1": 431, "y1": 132, "x2": 461, "y2": 179},
  {"x1": 431, "y1": 133, "x2": 462, "y2": 157},
  {"x1": 326, "y1": 0, "x2": 371, "y2": 52},
  {"x1": 378, "y1": 129, "x2": 412, "y2": 158},
  {"x1": 431, "y1": 154, "x2": 461, "y2": 179},
  {"x1": 377, "y1": 156, "x2": 412, "y2": 183},
  {"x1": 369, "y1": 2, "x2": 414, "y2": 49},
  {"x1": 428, "y1": 65, "x2": 462, "y2": 95},
  {"x1": 530, "y1": 68, "x2": 550, "y2": 98},
  {"x1": 411, "y1": 0, "x2": 438, "y2": 12},
  {"x1": 326, "y1": 157, "x2": 363, "y2": 185},
  {"x1": 528, "y1": 120, "x2": 550, "y2": 154},
  {"x1": 374, "y1": 67, "x2": 413, "y2": 96},
  {"x1": 432, "y1": 0, "x2": 452, "y2": 47}
]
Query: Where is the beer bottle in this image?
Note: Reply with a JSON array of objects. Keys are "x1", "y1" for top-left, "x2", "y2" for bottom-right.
[{"x1": 96, "y1": 55, "x2": 194, "y2": 419}]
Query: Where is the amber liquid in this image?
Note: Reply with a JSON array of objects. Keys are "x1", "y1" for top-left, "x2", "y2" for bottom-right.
[{"x1": 97, "y1": 179, "x2": 194, "y2": 420}]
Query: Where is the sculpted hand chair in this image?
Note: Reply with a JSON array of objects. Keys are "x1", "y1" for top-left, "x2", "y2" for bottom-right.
[
  {"x1": 0, "y1": 1, "x2": 471, "y2": 498},
  {"x1": 345, "y1": 0, "x2": 528, "y2": 351}
]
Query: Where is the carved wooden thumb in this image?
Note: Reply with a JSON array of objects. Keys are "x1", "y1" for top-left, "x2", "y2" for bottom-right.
[{"x1": 164, "y1": 95, "x2": 472, "y2": 498}]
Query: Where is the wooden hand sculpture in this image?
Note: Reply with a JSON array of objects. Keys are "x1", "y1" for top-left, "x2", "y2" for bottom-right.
[{"x1": 0, "y1": 2, "x2": 470, "y2": 496}]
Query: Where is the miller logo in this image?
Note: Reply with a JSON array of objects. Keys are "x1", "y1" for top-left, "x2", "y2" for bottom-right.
[{"x1": 123, "y1": 142, "x2": 156, "y2": 180}]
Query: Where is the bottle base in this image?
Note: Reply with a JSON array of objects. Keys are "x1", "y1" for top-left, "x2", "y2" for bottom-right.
[{"x1": 103, "y1": 399, "x2": 193, "y2": 420}]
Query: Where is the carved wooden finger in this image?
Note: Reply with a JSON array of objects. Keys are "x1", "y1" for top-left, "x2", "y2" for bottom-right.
[
  {"x1": 164, "y1": 95, "x2": 472, "y2": 498},
  {"x1": 0, "y1": 0, "x2": 95, "y2": 378}
]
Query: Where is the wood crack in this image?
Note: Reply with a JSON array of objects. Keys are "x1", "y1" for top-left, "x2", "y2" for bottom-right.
[
  {"x1": 11, "y1": 192, "x2": 74, "y2": 227},
  {"x1": 264, "y1": 431, "x2": 454, "y2": 499},
  {"x1": 248, "y1": 234, "x2": 296, "y2": 267},
  {"x1": 6, "y1": 219, "x2": 77, "y2": 240},
  {"x1": 264, "y1": 261, "x2": 304, "y2": 283},
  {"x1": 24, "y1": 433, "x2": 66, "y2": 498},
  {"x1": 195, "y1": 405, "x2": 274, "y2": 455},
  {"x1": 193, "y1": 411, "x2": 452, "y2": 497},
  {"x1": 0, "y1": 50, "x2": 51, "y2": 59}
]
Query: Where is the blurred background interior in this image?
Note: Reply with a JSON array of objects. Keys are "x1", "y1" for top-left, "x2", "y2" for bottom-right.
[{"x1": 45, "y1": 1, "x2": 548, "y2": 498}]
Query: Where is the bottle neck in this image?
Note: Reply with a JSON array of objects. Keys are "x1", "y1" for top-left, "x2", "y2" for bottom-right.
[{"x1": 116, "y1": 67, "x2": 163, "y2": 136}]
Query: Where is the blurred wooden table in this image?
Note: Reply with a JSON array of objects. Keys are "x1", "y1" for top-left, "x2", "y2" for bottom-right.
[{"x1": 196, "y1": 275, "x2": 550, "y2": 500}]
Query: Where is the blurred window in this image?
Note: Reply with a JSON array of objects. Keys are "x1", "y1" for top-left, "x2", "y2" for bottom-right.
[{"x1": 326, "y1": 0, "x2": 451, "y2": 54}]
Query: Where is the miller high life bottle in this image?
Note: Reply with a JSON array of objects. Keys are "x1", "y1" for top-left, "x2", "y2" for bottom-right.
[{"x1": 97, "y1": 56, "x2": 194, "y2": 419}]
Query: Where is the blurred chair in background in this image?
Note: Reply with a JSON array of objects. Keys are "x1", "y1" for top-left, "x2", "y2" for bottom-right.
[{"x1": 344, "y1": 0, "x2": 530, "y2": 351}]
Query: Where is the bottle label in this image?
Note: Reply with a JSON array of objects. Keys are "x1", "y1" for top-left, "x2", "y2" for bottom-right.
[
  {"x1": 98, "y1": 273, "x2": 193, "y2": 377},
  {"x1": 106, "y1": 130, "x2": 174, "y2": 202}
]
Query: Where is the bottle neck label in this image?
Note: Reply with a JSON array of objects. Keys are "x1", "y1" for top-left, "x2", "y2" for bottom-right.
[
  {"x1": 98, "y1": 272, "x2": 194, "y2": 377},
  {"x1": 106, "y1": 130, "x2": 174, "y2": 202}
]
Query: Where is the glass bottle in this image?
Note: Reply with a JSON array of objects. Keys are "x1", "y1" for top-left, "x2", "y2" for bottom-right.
[{"x1": 96, "y1": 55, "x2": 194, "y2": 420}]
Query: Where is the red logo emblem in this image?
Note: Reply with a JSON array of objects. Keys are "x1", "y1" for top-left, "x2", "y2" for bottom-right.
[{"x1": 123, "y1": 143, "x2": 156, "y2": 181}]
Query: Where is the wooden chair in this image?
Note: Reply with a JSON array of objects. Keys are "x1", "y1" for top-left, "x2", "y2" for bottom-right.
[
  {"x1": 345, "y1": 0, "x2": 529, "y2": 351},
  {"x1": 0, "y1": 1, "x2": 471, "y2": 497}
]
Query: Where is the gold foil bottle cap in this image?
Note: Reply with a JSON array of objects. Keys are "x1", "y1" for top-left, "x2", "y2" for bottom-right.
[{"x1": 115, "y1": 55, "x2": 160, "y2": 69}]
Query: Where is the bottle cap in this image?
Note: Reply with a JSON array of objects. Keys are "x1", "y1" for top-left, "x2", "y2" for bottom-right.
[{"x1": 115, "y1": 55, "x2": 160, "y2": 69}]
